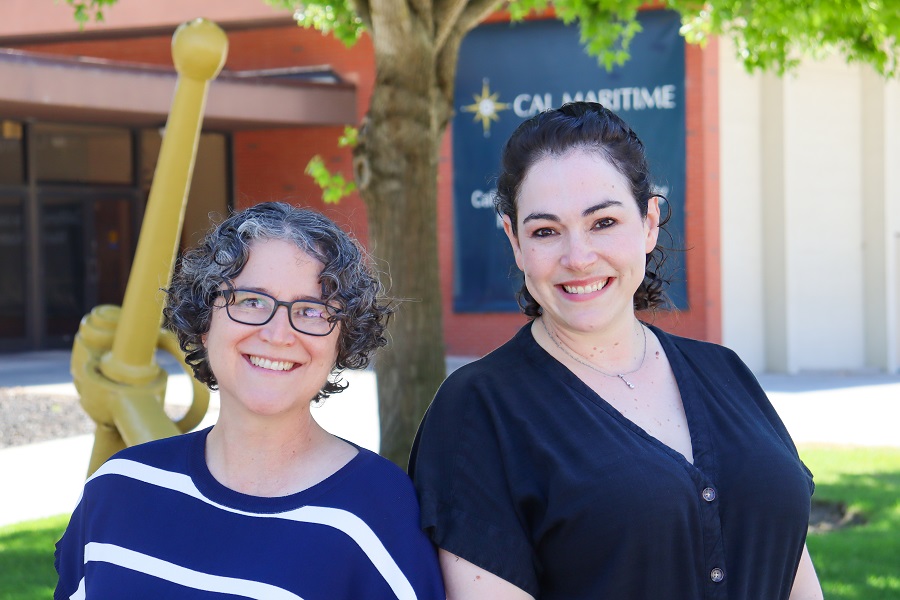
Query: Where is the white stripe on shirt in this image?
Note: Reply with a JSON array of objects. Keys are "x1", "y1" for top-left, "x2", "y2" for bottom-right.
[
  {"x1": 79, "y1": 542, "x2": 303, "y2": 600},
  {"x1": 87, "y1": 458, "x2": 417, "y2": 600}
]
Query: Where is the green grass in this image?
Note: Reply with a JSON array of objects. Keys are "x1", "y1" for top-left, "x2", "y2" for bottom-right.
[
  {"x1": 0, "y1": 514, "x2": 68, "y2": 600},
  {"x1": 799, "y1": 445, "x2": 900, "y2": 600},
  {"x1": 1, "y1": 447, "x2": 898, "y2": 599}
]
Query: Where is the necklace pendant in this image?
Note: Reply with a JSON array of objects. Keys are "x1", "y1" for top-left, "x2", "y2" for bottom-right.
[
  {"x1": 618, "y1": 374, "x2": 636, "y2": 389},
  {"x1": 540, "y1": 318, "x2": 646, "y2": 390}
]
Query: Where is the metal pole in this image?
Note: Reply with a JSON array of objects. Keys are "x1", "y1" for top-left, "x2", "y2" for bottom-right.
[{"x1": 71, "y1": 19, "x2": 226, "y2": 475}]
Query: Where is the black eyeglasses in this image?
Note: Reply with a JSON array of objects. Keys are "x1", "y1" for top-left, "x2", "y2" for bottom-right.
[{"x1": 216, "y1": 289, "x2": 341, "y2": 336}]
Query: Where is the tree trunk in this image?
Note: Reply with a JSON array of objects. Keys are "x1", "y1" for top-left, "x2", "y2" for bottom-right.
[{"x1": 357, "y1": 16, "x2": 448, "y2": 467}]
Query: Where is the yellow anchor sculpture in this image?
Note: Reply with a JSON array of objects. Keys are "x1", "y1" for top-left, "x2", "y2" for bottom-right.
[{"x1": 71, "y1": 19, "x2": 228, "y2": 476}]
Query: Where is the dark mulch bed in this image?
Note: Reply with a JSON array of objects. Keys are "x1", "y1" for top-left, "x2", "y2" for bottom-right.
[
  {"x1": 0, "y1": 388, "x2": 93, "y2": 449},
  {"x1": 808, "y1": 499, "x2": 866, "y2": 534}
]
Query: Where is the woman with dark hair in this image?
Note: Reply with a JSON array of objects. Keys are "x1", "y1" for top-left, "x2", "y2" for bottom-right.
[
  {"x1": 409, "y1": 103, "x2": 822, "y2": 599},
  {"x1": 56, "y1": 202, "x2": 444, "y2": 599}
]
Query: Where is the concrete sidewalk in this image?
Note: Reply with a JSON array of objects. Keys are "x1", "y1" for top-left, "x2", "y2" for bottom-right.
[
  {"x1": 0, "y1": 351, "x2": 381, "y2": 528},
  {"x1": 0, "y1": 351, "x2": 898, "y2": 528}
]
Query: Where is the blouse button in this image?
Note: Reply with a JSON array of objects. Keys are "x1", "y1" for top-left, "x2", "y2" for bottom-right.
[
  {"x1": 701, "y1": 487, "x2": 717, "y2": 502},
  {"x1": 710, "y1": 567, "x2": 725, "y2": 583}
]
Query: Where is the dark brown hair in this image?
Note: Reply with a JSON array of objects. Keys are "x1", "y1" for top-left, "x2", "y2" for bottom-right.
[{"x1": 494, "y1": 102, "x2": 671, "y2": 316}]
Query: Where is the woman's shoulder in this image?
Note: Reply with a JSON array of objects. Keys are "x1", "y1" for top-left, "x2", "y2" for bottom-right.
[
  {"x1": 440, "y1": 323, "x2": 537, "y2": 388},
  {"x1": 650, "y1": 324, "x2": 769, "y2": 402},
  {"x1": 112, "y1": 428, "x2": 201, "y2": 460},
  {"x1": 415, "y1": 325, "x2": 541, "y2": 457},
  {"x1": 338, "y1": 445, "x2": 420, "y2": 496},
  {"x1": 330, "y1": 446, "x2": 426, "y2": 515},
  {"x1": 651, "y1": 324, "x2": 745, "y2": 366},
  {"x1": 351, "y1": 445, "x2": 413, "y2": 480},
  {"x1": 93, "y1": 428, "x2": 205, "y2": 478}
]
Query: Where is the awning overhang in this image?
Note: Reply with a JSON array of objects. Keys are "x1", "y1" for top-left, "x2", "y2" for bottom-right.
[{"x1": 0, "y1": 50, "x2": 357, "y2": 130}]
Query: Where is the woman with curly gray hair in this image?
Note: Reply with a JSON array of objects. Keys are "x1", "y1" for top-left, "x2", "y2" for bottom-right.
[
  {"x1": 166, "y1": 201, "x2": 391, "y2": 401},
  {"x1": 55, "y1": 202, "x2": 445, "y2": 600}
]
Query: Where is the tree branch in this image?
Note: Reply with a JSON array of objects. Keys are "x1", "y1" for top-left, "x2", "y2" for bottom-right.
[
  {"x1": 367, "y1": 0, "x2": 414, "y2": 55},
  {"x1": 433, "y1": 40, "x2": 459, "y2": 131},
  {"x1": 406, "y1": 0, "x2": 434, "y2": 35},
  {"x1": 456, "y1": 0, "x2": 503, "y2": 35},
  {"x1": 347, "y1": 0, "x2": 373, "y2": 30},
  {"x1": 433, "y1": 0, "x2": 499, "y2": 135},
  {"x1": 433, "y1": 24, "x2": 475, "y2": 135},
  {"x1": 434, "y1": 0, "x2": 470, "y2": 53}
]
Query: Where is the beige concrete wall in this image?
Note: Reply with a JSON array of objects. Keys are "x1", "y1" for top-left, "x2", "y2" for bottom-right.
[
  {"x1": 785, "y1": 56, "x2": 865, "y2": 371},
  {"x1": 886, "y1": 80, "x2": 900, "y2": 371},
  {"x1": 719, "y1": 51, "x2": 766, "y2": 371},
  {"x1": 719, "y1": 41, "x2": 899, "y2": 373}
]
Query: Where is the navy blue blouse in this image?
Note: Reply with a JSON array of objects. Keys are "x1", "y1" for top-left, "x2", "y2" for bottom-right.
[{"x1": 409, "y1": 323, "x2": 813, "y2": 599}]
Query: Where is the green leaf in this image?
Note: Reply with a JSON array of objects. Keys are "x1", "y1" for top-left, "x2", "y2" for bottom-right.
[
  {"x1": 304, "y1": 155, "x2": 356, "y2": 205},
  {"x1": 512, "y1": 0, "x2": 647, "y2": 71},
  {"x1": 64, "y1": 0, "x2": 118, "y2": 25},
  {"x1": 266, "y1": 0, "x2": 364, "y2": 46},
  {"x1": 507, "y1": 0, "x2": 898, "y2": 77},
  {"x1": 338, "y1": 126, "x2": 358, "y2": 148},
  {"x1": 668, "y1": 0, "x2": 899, "y2": 77}
]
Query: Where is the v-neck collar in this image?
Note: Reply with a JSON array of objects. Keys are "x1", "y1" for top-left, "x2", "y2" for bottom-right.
[{"x1": 519, "y1": 322, "x2": 717, "y2": 477}]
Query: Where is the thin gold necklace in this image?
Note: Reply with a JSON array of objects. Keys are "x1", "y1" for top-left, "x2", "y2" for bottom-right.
[{"x1": 541, "y1": 318, "x2": 647, "y2": 389}]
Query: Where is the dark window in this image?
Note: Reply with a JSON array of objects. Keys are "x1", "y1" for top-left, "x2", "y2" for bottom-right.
[
  {"x1": 0, "y1": 196, "x2": 26, "y2": 339},
  {"x1": 0, "y1": 121, "x2": 24, "y2": 185},
  {"x1": 33, "y1": 123, "x2": 132, "y2": 185},
  {"x1": 42, "y1": 199, "x2": 85, "y2": 338}
]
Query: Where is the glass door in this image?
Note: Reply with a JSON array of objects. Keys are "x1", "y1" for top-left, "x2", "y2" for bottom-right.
[
  {"x1": 0, "y1": 195, "x2": 27, "y2": 347},
  {"x1": 40, "y1": 194, "x2": 137, "y2": 346},
  {"x1": 92, "y1": 197, "x2": 135, "y2": 306},
  {"x1": 41, "y1": 197, "x2": 87, "y2": 343}
]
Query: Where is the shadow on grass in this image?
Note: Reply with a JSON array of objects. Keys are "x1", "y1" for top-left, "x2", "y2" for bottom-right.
[
  {"x1": 806, "y1": 466, "x2": 900, "y2": 599},
  {"x1": 0, "y1": 515, "x2": 67, "y2": 600}
]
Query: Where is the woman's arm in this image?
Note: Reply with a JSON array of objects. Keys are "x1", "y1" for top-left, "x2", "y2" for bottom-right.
[
  {"x1": 439, "y1": 550, "x2": 535, "y2": 600},
  {"x1": 789, "y1": 544, "x2": 823, "y2": 600}
]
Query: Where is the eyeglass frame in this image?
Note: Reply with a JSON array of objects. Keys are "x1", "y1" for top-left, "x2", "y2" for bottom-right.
[{"x1": 214, "y1": 288, "x2": 343, "y2": 337}]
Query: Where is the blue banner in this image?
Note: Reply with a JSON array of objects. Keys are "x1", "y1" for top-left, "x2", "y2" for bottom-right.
[{"x1": 452, "y1": 10, "x2": 687, "y2": 312}]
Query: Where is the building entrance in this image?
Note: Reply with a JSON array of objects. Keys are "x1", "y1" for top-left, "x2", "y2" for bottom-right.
[
  {"x1": 0, "y1": 194, "x2": 27, "y2": 344},
  {"x1": 0, "y1": 121, "x2": 143, "y2": 351},
  {"x1": 40, "y1": 193, "x2": 138, "y2": 345},
  {"x1": 0, "y1": 120, "x2": 229, "y2": 352},
  {"x1": 0, "y1": 192, "x2": 140, "y2": 351}
]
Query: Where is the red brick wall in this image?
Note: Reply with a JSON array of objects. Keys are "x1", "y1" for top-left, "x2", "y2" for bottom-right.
[
  {"x1": 13, "y1": 16, "x2": 720, "y2": 356},
  {"x1": 647, "y1": 39, "x2": 721, "y2": 343},
  {"x1": 223, "y1": 27, "x2": 375, "y2": 247}
]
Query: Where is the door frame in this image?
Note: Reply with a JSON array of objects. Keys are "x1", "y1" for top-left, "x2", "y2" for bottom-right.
[
  {"x1": 36, "y1": 189, "x2": 142, "y2": 348},
  {"x1": 0, "y1": 120, "x2": 143, "y2": 351}
]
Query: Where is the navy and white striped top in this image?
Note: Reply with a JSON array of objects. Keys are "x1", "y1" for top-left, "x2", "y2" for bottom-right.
[{"x1": 55, "y1": 427, "x2": 444, "y2": 600}]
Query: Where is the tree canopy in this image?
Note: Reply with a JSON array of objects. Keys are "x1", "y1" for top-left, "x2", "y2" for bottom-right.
[
  {"x1": 67, "y1": 0, "x2": 899, "y2": 76},
  {"x1": 262, "y1": 0, "x2": 898, "y2": 76}
]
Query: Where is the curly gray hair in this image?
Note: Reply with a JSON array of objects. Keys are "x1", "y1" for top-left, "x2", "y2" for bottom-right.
[{"x1": 164, "y1": 201, "x2": 392, "y2": 402}]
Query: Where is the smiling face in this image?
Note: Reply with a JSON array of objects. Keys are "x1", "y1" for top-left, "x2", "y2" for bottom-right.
[
  {"x1": 503, "y1": 148, "x2": 659, "y2": 336},
  {"x1": 203, "y1": 238, "x2": 340, "y2": 419}
]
